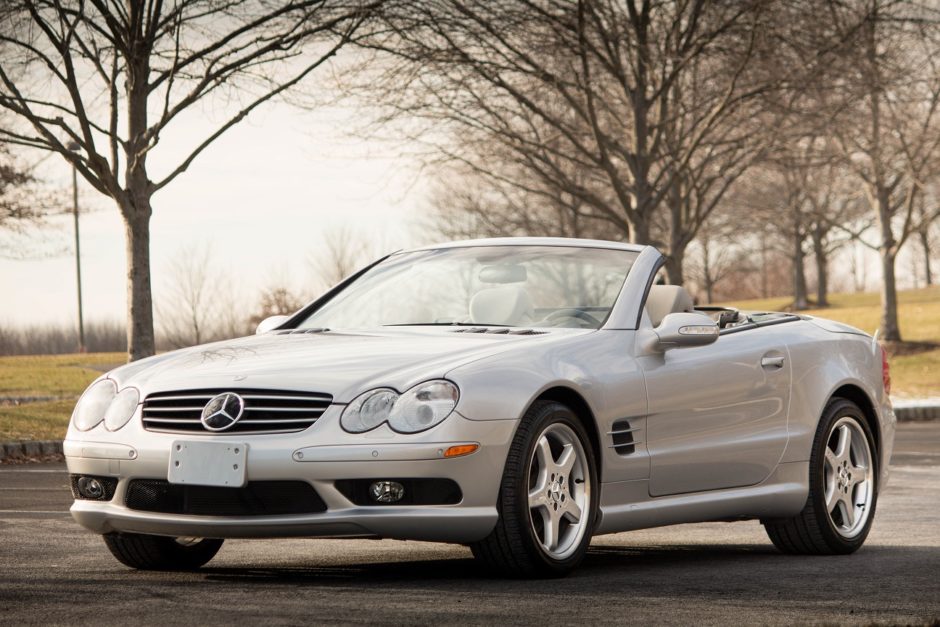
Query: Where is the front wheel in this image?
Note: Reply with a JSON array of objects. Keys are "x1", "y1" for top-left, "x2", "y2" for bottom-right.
[
  {"x1": 104, "y1": 532, "x2": 224, "y2": 570},
  {"x1": 471, "y1": 401, "x2": 598, "y2": 578},
  {"x1": 763, "y1": 398, "x2": 878, "y2": 554}
]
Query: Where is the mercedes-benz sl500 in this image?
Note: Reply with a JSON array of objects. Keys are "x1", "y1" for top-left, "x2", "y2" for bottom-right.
[{"x1": 65, "y1": 238, "x2": 895, "y2": 577}]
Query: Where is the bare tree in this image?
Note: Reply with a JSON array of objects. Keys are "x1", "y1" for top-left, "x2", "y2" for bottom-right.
[
  {"x1": 686, "y1": 214, "x2": 756, "y2": 305},
  {"x1": 432, "y1": 153, "x2": 616, "y2": 242},
  {"x1": 0, "y1": 0, "x2": 378, "y2": 360},
  {"x1": 248, "y1": 286, "x2": 307, "y2": 329},
  {"x1": 824, "y1": 0, "x2": 940, "y2": 341},
  {"x1": 156, "y1": 245, "x2": 255, "y2": 348},
  {"x1": 309, "y1": 223, "x2": 392, "y2": 291},
  {"x1": 914, "y1": 190, "x2": 938, "y2": 286},
  {"x1": 0, "y1": 145, "x2": 43, "y2": 229},
  {"x1": 310, "y1": 224, "x2": 364, "y2": 289},
  {"x1": 357, "y1": 0, "x2": 798, "y2": 284}
]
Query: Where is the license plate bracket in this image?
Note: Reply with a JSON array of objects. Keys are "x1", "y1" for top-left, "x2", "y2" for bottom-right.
[{"x1": 168, "y1": 440, "x2": 248, "y2": 488}]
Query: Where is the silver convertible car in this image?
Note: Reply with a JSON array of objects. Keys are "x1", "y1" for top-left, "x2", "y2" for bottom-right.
[{"x1": 65, "y1": 238, "x2": 896, "y2": 577}]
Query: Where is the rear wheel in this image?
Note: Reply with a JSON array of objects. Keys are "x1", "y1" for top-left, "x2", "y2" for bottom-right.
[
  {"x1": 763, "y1": 398, "x2": 878, "y2": 554},
  {"x1": 471, "y1": 401, "x2": 598, "y2": 577},
  {"x1": 103, "y1": 532, "x2": 223, "y2": 570}
]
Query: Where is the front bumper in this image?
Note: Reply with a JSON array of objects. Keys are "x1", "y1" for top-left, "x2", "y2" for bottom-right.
[{"x1": 65, "y1": 407, "x2": 517, "y2": 543}]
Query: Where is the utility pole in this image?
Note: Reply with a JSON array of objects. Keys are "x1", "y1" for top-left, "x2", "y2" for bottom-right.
[{"x1": 68, "y1": 142, "x2": 85, "y2": 353}]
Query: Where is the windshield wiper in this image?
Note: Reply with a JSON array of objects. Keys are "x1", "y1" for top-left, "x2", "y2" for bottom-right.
[{"x1": 383, "y1": 322, "x2": 513, "y2": 327}]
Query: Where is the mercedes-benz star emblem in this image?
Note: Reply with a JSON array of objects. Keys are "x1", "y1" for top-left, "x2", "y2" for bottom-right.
[{"x1": 200, "y1": 392, "x2": 245, "y2": 431}]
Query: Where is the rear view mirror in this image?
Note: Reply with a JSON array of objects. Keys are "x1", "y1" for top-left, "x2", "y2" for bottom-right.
[
  {"x1": 653, "y1": 312, "x2": 718, "y2": 351},
  {"x1": 255, "y1": 315, "x2": 290, "y2": 335}
]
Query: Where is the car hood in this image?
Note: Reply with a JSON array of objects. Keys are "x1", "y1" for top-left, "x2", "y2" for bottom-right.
[{"x1": 109, "y1": 328, "x2": 585, "y2": 403}]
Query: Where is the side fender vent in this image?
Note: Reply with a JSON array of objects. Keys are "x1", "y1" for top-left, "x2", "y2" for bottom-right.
[{"x1": 609, "y1": 419, "x2": 641, "y2": 456}]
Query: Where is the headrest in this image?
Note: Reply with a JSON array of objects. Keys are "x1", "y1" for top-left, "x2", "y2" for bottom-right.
[
  {"x1": 646, "y1": 285, "x2": 694, "y2": 327},
  {"x1": 469, "y1": 286, "x2": 534, "y2": 326}
]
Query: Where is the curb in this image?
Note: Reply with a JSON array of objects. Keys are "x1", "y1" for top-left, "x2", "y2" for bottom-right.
[
  {"x1": 894, "y1": 406, "x2": 940, "y2": 422},
  {"x1": 0, "y1": 440, "x2": 63, "y2": 461}
]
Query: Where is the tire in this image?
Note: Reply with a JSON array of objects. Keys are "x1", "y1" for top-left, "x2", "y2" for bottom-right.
[
  {"x1": 763, "y1": 398, "x2": 878, "y2": 555},
  {"x1": 471, "y1": 400, "x2": 598, "y2": 578},
  {"x1": 103, "y1": 533, "x2": 224, "y2": 570}
]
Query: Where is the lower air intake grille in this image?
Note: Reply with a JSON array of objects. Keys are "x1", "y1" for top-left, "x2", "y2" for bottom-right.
[
  {"x1": 124, "y1": 480, "x2": 327, "y2": 516},
  {"x1": 142, "y1": 388, "x2": 332, "y2": 435}
]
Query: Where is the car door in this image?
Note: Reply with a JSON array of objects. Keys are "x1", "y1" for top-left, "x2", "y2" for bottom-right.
[{"x1": 639, "y1": 327, "x2": 791, "y2": 497}]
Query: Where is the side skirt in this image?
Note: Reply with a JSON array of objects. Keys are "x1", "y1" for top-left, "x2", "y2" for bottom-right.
[{"x1": 594, "y1": 461, "x2": 808, "y2": 535}]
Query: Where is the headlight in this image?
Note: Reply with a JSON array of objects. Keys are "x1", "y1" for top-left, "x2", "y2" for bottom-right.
[
  {"x1": 340, "y1": 380, "x2": 459, "y2": 434},
  {"x1": 388, "y1": 380, "x2": 459, "y2": 433},
  {"x1": 340, "y1": 388, "x2": 399, "y2": 433},
  {"x1": 104, "y1": 387, "x2": 140, "y2": 431},
  {"x1": 72, "y1": 379, "x2": 117, "y2": 431}
]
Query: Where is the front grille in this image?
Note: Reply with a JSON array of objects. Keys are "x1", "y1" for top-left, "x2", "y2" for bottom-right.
[
  {"x1": 142, "y1": 388, "x2": 332, "y2": 435},
  {"x1": 125, "y1": 479, "x2": 327, "y2": 516}
]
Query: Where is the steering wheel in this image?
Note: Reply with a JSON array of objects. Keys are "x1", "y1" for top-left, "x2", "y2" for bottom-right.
[{"x1": 544, "y1": 308, "x2": 601, "y2": 327}]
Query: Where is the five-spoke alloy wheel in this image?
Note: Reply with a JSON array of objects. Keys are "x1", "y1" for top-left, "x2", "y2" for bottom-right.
[
  {"x1": 763, "y1": 398, "x2": 879, "y2": 554},
  {"x1": 526, "y1": 422, "x2": 592, "y2": 560},
  {"x1": 823, "y1": 417, "x2": 875, "y2": 538},
  {"x1": 471, "y1": 400, "x2": 598, "y2": 577}
]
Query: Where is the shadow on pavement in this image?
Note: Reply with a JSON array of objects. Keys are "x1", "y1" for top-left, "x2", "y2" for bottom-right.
[{"x1": 194, "y1": 542, "x2": 940, "y2": 602}]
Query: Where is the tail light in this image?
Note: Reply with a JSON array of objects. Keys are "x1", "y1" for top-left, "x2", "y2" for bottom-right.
[{"x1": 881, "y1": 345, "x2": 891, "y2": 396}]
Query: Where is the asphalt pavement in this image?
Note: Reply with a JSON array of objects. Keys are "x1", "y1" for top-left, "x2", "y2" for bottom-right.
[{"x1": 1, "y1": 423, "x2": 938, "y2": 626}]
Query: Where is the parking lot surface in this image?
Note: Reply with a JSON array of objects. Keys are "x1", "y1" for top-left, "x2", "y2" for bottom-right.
[{"x1": 1, "y1": 423, "x2": 938, "y2": 625}]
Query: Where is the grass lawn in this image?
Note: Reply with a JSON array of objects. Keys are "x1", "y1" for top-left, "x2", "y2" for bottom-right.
[
  {"x1": 0, "y1": 400, "x2": 78, "y2": 441},
  {"x1": 0, "y1": 352, "x2": 125, "y2": 442},
  {"x1": 724, "y1": 286, "x2": 940, "y2": 399},
  {"x1": 1, "y1": 287, "x2": 938, "y2": 443}
]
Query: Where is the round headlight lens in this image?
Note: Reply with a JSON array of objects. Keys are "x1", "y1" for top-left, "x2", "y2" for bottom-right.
[
  {"x1": 388, "y1": 380, "x2": 459, "y2": 433},
  {"x1": 72, "y1": 379, "x2": 117, "y2": 431},
  {"x1": 340, "y1": 388, "x2": 399, "y2": 433},
  {"x1": 104, "y1": 387, "x2": 140, "y2": 431}
]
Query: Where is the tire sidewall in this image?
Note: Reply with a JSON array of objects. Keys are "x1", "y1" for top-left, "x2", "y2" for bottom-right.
[
  {"x1": 810, "y1": 399, "x2": 879, "y2": 552},
  {"x1": 507, "y1": 402, "x2": 599, "y2": 575}
]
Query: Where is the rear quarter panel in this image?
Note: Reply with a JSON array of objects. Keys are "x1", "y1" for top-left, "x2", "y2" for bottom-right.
[{"x1": 779, "y1": 320, "x2": 892, "y2": 486}]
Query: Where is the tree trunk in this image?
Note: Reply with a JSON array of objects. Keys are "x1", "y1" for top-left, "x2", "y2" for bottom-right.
[
  {"x1": 122, "y1": 205, "x2": 155, "y2": 360},
  {"x1": 702, "y1": 238, "x2": 714, "y2": 304},
  {"x1": 664, "y1": 179, "x2": 686, "y2": 286},
  {"x1": 663, "y1": 252, "x2": 684, "y2": 286},
  {"x1": 811, "y1": 227, "x2": 829, "y2": 307},
  {"x1": 880, "y1": 250, "x2": 901, "y2": 341},
  {"x1": 122, "y1": 35, "x2": 155, "y2": 361},
  {"x1": 793, "y1": 227, "x2": 809, "y2": 310},
  {"x1": 631, "y1": 215, "x2": 651, "y2": 246},
  {"x1": 760, "y1": 232, "x2": 769, "y2": 298},
  {"x1": 921, "y1": 229, "x2": 933, "y2": 286}
]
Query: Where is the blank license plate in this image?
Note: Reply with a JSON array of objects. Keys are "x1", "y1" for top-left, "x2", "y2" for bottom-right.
[{"x1": 168, "y1": 440, "x2": 248, "y2": 488}]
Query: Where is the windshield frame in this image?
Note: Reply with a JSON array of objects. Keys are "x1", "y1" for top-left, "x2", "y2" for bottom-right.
[{"x1": 284, "y1": 243, "x2": 643, "y2": 332}]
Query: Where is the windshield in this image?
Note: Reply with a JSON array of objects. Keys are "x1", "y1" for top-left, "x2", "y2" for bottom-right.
[{"x1": 298, "y1": 245, "x2": 638, "y2": 330}]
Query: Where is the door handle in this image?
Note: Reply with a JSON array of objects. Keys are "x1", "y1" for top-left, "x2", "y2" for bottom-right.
[{"x1": 761, "y1": 356, "x2": 785, "y2": 369}]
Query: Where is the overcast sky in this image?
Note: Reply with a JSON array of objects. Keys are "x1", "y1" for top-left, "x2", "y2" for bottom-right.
[{"x1": 0, "y1": 100, "x2": 430, "y2": 327}]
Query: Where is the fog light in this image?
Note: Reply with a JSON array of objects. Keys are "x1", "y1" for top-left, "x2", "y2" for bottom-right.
[
  {"x1": 77, "y1": 476, "x2": 105, "y2": 500},
  {"x1": 369, "y1": 480, "x2": 405, "y2": 503}
]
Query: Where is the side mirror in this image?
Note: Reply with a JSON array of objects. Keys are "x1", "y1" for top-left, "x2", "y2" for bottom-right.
[
  {"x1": 653, "y1": 312, "x2": 718, "y2": 351},
  {"x1": 255, "y1": 314, "x2": 290, "y2": 335}
]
